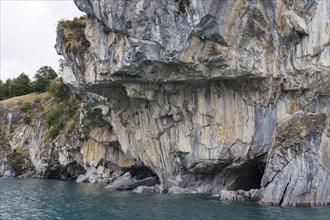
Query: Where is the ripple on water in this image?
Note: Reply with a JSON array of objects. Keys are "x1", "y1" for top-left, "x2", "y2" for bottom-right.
[{"x1": 1, "y1": 179, "x2": 329, "y2": 220}]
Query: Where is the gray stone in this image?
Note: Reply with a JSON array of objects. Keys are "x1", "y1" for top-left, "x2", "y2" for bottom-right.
[
  {"x1": 260, "y1": 112, "x2": 329, "y2": 206},
  {"x1": 106, "y1": 172, "x2": 133, "y2": 190},
  {"x1": 84, "y1": 167, "x2": 97, "y2": 179},
  {"x1": 76, "y1": 174, "x2": 88, "y2": 183},
  {"x1": 220, "y1": 189, "x2": 261, "y2": 202},
  {"x1": 106, "y1": 172, "x2": 158, "y2": 191},
  {"x1": 96, "y1": 166, "x2": 105, "y2": 175},
  {"x1": 102, "y1": 168, "x2": 111, "y2": 178},
  {"x1": 133, "y1": 185, "x2": 161, "y2": 194}
]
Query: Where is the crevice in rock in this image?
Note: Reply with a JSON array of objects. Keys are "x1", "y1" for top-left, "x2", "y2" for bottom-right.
[{"x1": 279, "y1": 181, "x2": 290, "y2": 206}]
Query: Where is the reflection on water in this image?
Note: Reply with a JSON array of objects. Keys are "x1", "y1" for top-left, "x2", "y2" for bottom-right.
[{"x1": 0, "y1": 178, "x2": 329, "y2": 220}]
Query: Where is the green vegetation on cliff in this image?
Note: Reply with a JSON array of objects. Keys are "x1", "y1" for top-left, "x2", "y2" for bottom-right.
[
  {"x1": 45, "y1": 78, "x2": 78, "y2": 139},
  {"x1": 57, "y1": 16, "x2": 89, "y2": 53},
  {"x1": 175, "y1": 0, "x2": 190, "y2": 13},
  {"x1": 1, "y1": 77, "x2": 78, "y2": 141}
]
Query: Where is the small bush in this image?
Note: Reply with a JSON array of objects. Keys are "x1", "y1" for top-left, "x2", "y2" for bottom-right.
[
  {"x1": 20, "y1": 102, "x2": 33, "y2": 113},
  {"x1": 39, "y1": 105, "x2": 44, "y2": 112},
  {"x1": 48, "y1": 78, "x2": 70, "y2": 102},
  {"x1": 33, "y1": 97, "x2": 41, "y2": 104},
  {"x1": 58, "y1": 16, "x2": 89, "y2": 53},
  {"x1": 0, "y1": 135, "x2": 4, "y2": 141},
  {"x1": 23, "y1": 115, "x2": 32, "y2": 125},
  {"x1": 45, "y1": 95, "x2": 51, "y2": 101},
  {"x1": 48, "y1": 121, "x2": 64, "y2": 140},
  {"x1": 45, "y1": 106, "x2": 64, "y2": 127},
  {"x1": 175, "y1": 0, "x2": 190, "y2": 13},
  {"x1": 43, "y1": 77, "x2": 78, "y2": 140}
]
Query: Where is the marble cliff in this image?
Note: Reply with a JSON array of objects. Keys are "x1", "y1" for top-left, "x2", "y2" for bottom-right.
[{"x1": 1, "y1": 0, "x2": 329, "y2": 206}]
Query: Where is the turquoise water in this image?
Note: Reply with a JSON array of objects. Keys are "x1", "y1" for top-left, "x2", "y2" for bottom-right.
[{"x1": 0, "y1": 179, "x2": 329, "y2": 220}]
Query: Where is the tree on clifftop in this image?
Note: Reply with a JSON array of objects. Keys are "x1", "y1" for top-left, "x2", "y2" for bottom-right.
[
  {"x1": 3, "y1": 79, "x2": 12, "y2": 99},
  {"x1": 10, "y1": 73, "x2": 32, "y2": 96},
  {"x1": 0, "y1": 80, "x2": 5, "y2": 100},
  {"x1": 33, "y1": 66, "x2": 58, "y2": 92},
  {"x1": 35, "y1": 66, "x2": 58, "y2": 80}
]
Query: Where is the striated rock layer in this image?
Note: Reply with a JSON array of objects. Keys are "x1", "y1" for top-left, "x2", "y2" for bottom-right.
[
  {"x1": 53, "y1": 0, "x2": 330, "y2": 206},
  {"x1": 2, "y1": 0, "x2": 328, "y2": 206}
]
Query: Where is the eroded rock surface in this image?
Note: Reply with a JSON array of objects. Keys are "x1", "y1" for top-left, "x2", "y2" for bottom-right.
[
  {"x1": 53, "y1": 0, "x2": 330, "y2": 205},
  {"x1": 55, "y1": 0, "x2": 330, "y2": 205},
  {"x1": 260, "y1": 112, "x2": 329, "y2": 206},
  {"x1": 1, "y1": 0, "x2": 328, "y2": 207}
]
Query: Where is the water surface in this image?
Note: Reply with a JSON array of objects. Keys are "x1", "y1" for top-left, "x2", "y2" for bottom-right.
[{"x1": 0, "y1": 178, "x2": 329, "y2": 220}]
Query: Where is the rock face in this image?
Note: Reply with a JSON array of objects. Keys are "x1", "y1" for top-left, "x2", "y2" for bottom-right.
[
  {"x1": 0, "y1": 97, "x2": 85, "y2": 179},
  {"x1": 1, "y1": 0, "x2": 328, "y2": 207},
  {"x1": 260, "y1": 112, "x2": 329, "y2": 206},
  {"x1": 54, "y1": 0, "x2": 330, "y2": 205}
]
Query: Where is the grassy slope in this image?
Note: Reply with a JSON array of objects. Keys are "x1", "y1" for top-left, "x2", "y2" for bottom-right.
[{"x1": 0, "y1": 92, "x2": 48, "y2": 104}]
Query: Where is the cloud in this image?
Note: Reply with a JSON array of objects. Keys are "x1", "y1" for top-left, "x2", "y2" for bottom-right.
[{"x1": 0, "y1": 0, "x2": 84, "y2": 81}]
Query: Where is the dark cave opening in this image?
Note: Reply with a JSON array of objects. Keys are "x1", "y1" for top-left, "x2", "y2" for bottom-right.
[
  {"x1": 106, "y1": 165, "x2": 160, "y2": 191},
  {"x1": 123, "y1": 165, "x2": 159, "y2": 183},
  {"x1": 47, "y1": 161, "x2": 85, "y2": 180},
  {"x1": 227, "y1": 161, "x2": 266, "y2": 191},
  {"x1": 182, "y1": 158, "x2": 266, "y2": 192}
]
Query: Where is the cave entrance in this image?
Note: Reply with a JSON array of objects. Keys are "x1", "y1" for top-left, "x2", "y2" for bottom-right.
[
  {"x1": 124, "y1": 165, "x2": 159, "y2": 184},
  {"x1": 106, "y1": 165, "x2": 160, "y2": 191},
  {"x1": 228, "y1": 161, "x2": 265, "y2": 191}
]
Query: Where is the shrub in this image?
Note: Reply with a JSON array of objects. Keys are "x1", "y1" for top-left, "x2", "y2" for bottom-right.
[
  {"x1": 44, "y1": 78, "x2": 78, "y2": 140},
  {"x1": 45, "y1": 95, "x2": 51, "y2": 101},
  {"x1": 44, "y1": 103, "x2": 77, "y2": 139},
  {"x1": 20, "y1": 102, "x2": 33, "y2": 113},
  {"x1": 33, "y1": 97, "x2": 41, "y2": 104},
  {"x1": 23, "y1": 115, "x2": 32, "y2": 125},
  {"x1": 45, "y1": 106, "x2": 64, "y2": 127},
  {"x1": 48, "y1": 121, "x2": 64, "y2": 140},
  {"x1": 175, "y1": 0, "x2": 190, "y2": 13},
  {"x1": 48, "y1": 78, "x2": 71, "y2": 102},
  {"x1": 58, "y1": 16, "x2": 89, "y2": 53}
]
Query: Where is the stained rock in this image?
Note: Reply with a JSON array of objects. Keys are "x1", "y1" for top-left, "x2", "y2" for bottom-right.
[{"x1": 260, "y1": 112, "x2": 329, "y2": 206}]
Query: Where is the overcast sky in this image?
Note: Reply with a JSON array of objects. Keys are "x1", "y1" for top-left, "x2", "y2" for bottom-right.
[{"x1": 0, "y1": 0, "x2": 84, "y2": 81}]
